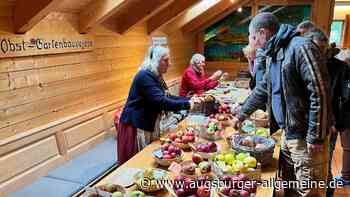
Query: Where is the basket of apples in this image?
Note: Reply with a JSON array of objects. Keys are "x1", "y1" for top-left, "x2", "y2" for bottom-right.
[
  {"x1": 153, "y1": 143, "x2": 183, "y2": 166},
  {"x1": 200, "y1": 118, "x2": 224, "y2": 141},
  {"x1": 249, "y1": 110, "x2": 269, "y2": 128},
  {"x1": 217, "y1": 174, "x2": 257, "y2": 197},
  {"x1": 230, "y1": 135, "x2": 275, "y2": 165},
  {"x1": 208, "y1": 104, "x2": 233, "y2": 127},
  {"x1": 166, "y1": 128, "x2": 196, "y2": 150},
  {"x1": 191, "y1": 141, "x2": 220, "y2": 160},
  {"x1": 210, "y1": 151, "x2": 261, "y2": 181},
  {"x1": 167, "y1": 175, "x2": 212, "y2": 197}
]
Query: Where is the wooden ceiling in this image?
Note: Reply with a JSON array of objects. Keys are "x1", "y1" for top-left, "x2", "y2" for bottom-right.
[{"x1": 7, "y1": 0, "x2": 251, "y2": 34}]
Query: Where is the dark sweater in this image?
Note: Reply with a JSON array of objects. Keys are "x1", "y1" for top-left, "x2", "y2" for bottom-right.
[
  {"x1": 328, "y1": 57, "x2": 350, "y2": 130},
  {"x1": 120, "y1": 70, "x2": 190, "y2": 131}
]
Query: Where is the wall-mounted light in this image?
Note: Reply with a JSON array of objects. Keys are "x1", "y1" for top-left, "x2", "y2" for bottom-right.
[{"x1": 238, "y1": 7, "x2": 243, "y2": 12}]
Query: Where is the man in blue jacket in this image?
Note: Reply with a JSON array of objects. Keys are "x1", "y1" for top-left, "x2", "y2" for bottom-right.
[{"x1": 235, "y1": 13, "x2": 331, "y2": 196}]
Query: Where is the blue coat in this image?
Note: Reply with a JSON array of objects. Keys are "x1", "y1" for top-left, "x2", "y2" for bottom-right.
[{"x1": 120, "y1": 70, "x2": 190, "y2": 131}]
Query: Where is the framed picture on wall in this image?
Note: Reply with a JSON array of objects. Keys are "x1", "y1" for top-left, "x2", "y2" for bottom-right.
[{"x1": 203, "y1": 4, "x2": 312, "y2": 62}]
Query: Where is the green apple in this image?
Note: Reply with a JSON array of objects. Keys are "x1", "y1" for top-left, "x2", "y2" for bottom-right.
[
  {"x1": 256, "y1": 128, "x2": 268, "y2": 137},
  {"x1": 112, "y1": 191, "x2": 123, "y2": 197},
  {"x1": 236, "y1": 153, "x2": 249, "y2": 161},
  {"x1": 129, "y1": 191, "x2": 145, "y2": 197},
  {"x1": 224, "y1": 153, "x2": 235, "y2": 164},
  {"x1": 216, "y1": 154, "x2": 225, "y2": 161},
  {"x1": 217, "y1": 161, "x2": 226, "y2": 169},
  {"x1": 243, "y1": 156, "x2": 257, "y2": 168},
  {"x1": 234, "y1": 160, "x2": 244, "y2": 172}
]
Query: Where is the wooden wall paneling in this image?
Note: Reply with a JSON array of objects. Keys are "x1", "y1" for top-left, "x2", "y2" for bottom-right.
[
  {"x1": 343, "y1": 15, "x2": 350, "y2": 48},
  {"x1": 311, "y1": 0, "x2": 334, "y2": 35},
  {"x1": 66, "y1": 131, "x2": 110, "y2": 161},
  {"x1": 63, "y1": 115, "x2": 105, "y2": 148},
  {"x1": 0, "y1": 71, "x2": 119, "y2": 111},
  {"x1": 0, "y1": 73, "x2": 9, "y2": 91},
  {"x1": 55, "y1": 131, "x2": 68, "y2": 155},
  {"x1": 0, "y1": 100, "x2": 120, "y2": 156},
  {"x1": 14, "y1": 0, "x2": 63, "y2": 33},
  {"x1": 0, "y1": 153, "x2": 64, "y2": 194},
  {"x1": 0, "y1": 136, "x2": 59, "y2": 183}
]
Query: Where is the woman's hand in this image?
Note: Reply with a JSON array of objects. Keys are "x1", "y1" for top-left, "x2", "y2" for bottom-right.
[{"x1": 210, "y1": 70, "x2": 223, "y2": 81}]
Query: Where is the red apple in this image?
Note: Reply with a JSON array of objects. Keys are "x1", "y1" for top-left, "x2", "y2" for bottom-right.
[
  {"x1": 176, "y1": 188, "x2": 186, "y2": 197},
  {"x1": 163, "y1": 154, "x2": 172, "y2": 160},
  {"x1": 171, "y1": 152, "x2": 176, "y2": 158},
  {"x1": 168, "y1": 145, "x2": 176, "y2": 153},
  {"x1": 221, "y1": 188, "x2": 231, "y2": 195},
  {"x1": 163, "y1": 150, "x2": 169, "y2": 155},
  {"x1": 197, "y1": 186, "x2": 210, "y2": 197},
  {"x1": 239, "y1": 190, "x2": 250, "y2": 197},
  {"x1": 188, "y1": 136, "x2": 195, "y2": 142},
  {"x1": 229, "y1": 189, "x2": 239, "y2": 197},
  {"x1": 161, "y1": 143, "x2": 169, "y2": 151},
  {"x1": 169, "y1": 133, "x2": 177, "y2": 141},
  {"x1": 175, "y1": 138, "x2": 182, "y2": 143},
  {"x1": 192, "y1": 153, "x2": 203, "y2": 164}
]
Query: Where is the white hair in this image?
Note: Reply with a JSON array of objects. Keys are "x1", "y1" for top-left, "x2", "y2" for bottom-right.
[
  {"x1": 190, "y1": 53, "x2": 205, "y2": 66},
  {"x1": 140, "y1": 46, "x2": 169, "y2": 76},
  {"x1": 336, "y1": 49, "x2": 350, "y2": 65}
]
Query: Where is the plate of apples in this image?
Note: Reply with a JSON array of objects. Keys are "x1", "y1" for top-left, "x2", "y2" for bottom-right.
[
  {"x1": 191, "y1": 141, "x2": 220, "y2": 160},
  {"x1": 153, "y1": 143, "x2": 184, "y2": 166}
]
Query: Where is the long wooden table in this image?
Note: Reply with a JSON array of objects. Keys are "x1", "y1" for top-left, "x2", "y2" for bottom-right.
[{"x1": 85, "y1": 124, "x2": 281, "y2": 197}]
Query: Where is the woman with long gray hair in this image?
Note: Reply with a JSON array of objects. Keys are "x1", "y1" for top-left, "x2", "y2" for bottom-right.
[
  {"x1": 179, "y1": 53, "x2": 223, "y2": 96},
  {"x1": 117, "y1": 46, "x2": 198, "y2": 165}
]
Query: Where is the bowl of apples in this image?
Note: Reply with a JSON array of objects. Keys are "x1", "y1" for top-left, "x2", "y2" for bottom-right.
[
  {"x1": 210, "y1": 151, "x2": 261, "y2": 181},
  {"x1": 153, "y1": 143, "x2": 184, "y2": 166},
  {"x1": 191, "y1": 141, "x2": 220, "y2": 160},
  {"x1": 167, "y1": 128, "x2": 197, "y2": 150},
  {"x1": 200, "y1": 119, "x2": 224, "y2": 141}
]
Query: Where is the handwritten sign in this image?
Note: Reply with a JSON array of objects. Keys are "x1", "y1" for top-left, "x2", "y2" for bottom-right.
[
  {"x1": 0, "y1": 35, "x2": 94, "y2": 58},
  {"x1": 152, "y1": 36, "x2": 168, "y2": 46}
]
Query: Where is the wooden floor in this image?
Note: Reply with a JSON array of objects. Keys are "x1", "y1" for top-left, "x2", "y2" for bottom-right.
[{"x1": 332, "y1": 136, "x2": 350, "y2": 197}]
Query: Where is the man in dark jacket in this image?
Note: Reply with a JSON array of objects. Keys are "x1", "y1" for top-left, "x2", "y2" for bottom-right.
[{"x1": 235, "y1": 13, "x2": 331, "y2": 196}]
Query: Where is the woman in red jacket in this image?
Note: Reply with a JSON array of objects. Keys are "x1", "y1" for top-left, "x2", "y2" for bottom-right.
[{"x1": 179, "y1": 54, "x2": 223, "y2": 96}]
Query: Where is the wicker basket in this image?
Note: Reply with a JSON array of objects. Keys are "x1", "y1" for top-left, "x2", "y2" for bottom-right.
[
  {"x1": 230, "y1": 135, "x2": 275, "y2": 165},
  {"x1": 249, "y1": 117, "x2": 268, "y2": 128},
  {"x1": 210, "y1": 151, "x2": 262, "y2": 181},
  {"x1": 190, "y1": 142, "x2": 220, "y2": 160},
  {"x1": 133, "y1": 169, "x2": 171, "y2": 192}
]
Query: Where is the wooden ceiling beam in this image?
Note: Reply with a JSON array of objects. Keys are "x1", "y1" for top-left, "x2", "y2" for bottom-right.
[
  {"x1": 194, "y1": 0, "x2": 252, "y2": 33},
  {"x1": 14, "y1": 0, "x2": 63, "y2": 33},
  {"x1": 79, "y1": 0, "x2": 126, "y2": 33},
  {"x1": 114, "y1": 0, "x2": 173, "y2": 34},
  {"x1": 147, "y1": 0, "x2": 200, "y2": 34},
  {"x1": 182, "y1": 0, "x2": 252, "y2": 33},
  {"x1": 162, "y1": 0, "x2": 222, "y2": 34}
]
